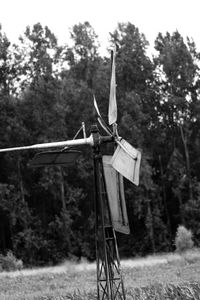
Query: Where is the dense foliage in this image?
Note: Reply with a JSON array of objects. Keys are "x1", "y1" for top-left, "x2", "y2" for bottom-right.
[{"x1": 0, "y1": 21, "x2": 200, "y2": 265}]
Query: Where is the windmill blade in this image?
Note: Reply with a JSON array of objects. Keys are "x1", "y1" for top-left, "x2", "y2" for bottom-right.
[
  {"x1": 108, "y1": 45, "x2": 117, "y2": 126},
  {"x1": 93, "y1": 95, "x2": 102, "y2": 118},
  {"x1": 115, "y1": 138, "x2": 137, "y2": 160},
  {"x1": 93, "y1": 95, "x2": 113, "y2": 136},
  {"x1": 111, "y1": 139, "x2": 141, "y2": 186},
  {"x1": 103, "y1": 155, "x2": 130, "y2": 234}
]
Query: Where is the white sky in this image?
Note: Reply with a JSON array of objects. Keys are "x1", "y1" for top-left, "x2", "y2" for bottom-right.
[{"x1": 0, "y1": 0, "x2": 200, "y2": 56}]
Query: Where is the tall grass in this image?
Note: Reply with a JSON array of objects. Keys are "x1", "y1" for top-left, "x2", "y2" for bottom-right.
[
  {"x1": 1, "y1": 250, "x2": 200, "y2": 299},
  {"x1": 125, "y1": 282, "x2": 200, "y2": 300}
]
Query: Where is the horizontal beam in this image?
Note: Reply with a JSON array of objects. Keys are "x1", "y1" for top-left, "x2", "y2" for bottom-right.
[{"x1": 0, "y1": 135, "x2": 94, "y2": 153}]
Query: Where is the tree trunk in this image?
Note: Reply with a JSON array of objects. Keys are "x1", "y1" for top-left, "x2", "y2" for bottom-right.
[
  {"x1": 59, "y1": 167, "x2": 66, "y2": 211},
  {"x1": 147, "y1": 199, "x2": 155, "y2": 253},
  {"x1": 176, "y1": 189, "x2": 185, "y2": 225},
  {"x1": 180, "y1": 125, "x2": 193, "y2": 201},
  {"x1": 17, "y1": 158, "x2": 25, "y2": 204},
  {"x1": 159, "y1": 155, "x2": 173, "y2": 249}
]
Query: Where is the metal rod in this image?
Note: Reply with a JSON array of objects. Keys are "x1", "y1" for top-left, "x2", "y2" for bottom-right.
[
  {"x1": 0, "y1": 135, "x2": 94, "y2": 153},
  {"x1": 82, "y1": 122, "x2": 86, "y2": 139}
]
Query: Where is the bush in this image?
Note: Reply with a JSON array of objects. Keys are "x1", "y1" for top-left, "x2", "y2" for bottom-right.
[
  {"x1": 0, "y1": 251, "x2": 23, "y2": 272},
  {"x1": 175, "y1": 225, "x2": 194, "y2": 253}
]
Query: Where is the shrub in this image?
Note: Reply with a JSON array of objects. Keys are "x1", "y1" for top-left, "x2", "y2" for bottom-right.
[
  {"x1": 175, "y1": 225, "x2": 194, "y2": 253},
  {"x1": 0, "y1": 251, "x2": 23, "y2": 272}
]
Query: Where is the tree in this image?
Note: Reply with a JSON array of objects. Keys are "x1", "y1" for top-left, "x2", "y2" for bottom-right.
[
  {"x1": 64, "y1": 21, "x2": 100, "y2": 87},
  {"x1": 17, "y1": 23, "x2": 62, "y2": 91},
  {"x1": 0, "y1": 26, "x2": 23, "y2": 95},
  {"x1": 153, "y1": 31, "x2": 200, "y2": 242}
]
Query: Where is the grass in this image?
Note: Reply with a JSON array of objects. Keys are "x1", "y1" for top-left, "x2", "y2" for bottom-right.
[{"x1": 0, "y1": 250, "x2": 200, "y2": 299}]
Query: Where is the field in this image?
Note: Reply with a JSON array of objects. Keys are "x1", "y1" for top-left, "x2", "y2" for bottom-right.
[{"x1": 0, "y1": 250, "x2": 200, "y2": 299}]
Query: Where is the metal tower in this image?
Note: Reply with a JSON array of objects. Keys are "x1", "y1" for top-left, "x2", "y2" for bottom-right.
[{"x1": 92, "y1": 125, "x2": 126, "y2": 300}]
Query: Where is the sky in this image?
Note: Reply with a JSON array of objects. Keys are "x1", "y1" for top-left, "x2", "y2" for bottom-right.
[{"x1": 0, "y1": 0, "x2": 200, "y2": 56}]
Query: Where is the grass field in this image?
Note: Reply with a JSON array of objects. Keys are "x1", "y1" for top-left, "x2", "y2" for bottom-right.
[{"x1": 0, "y1": 250, "x2": 200, "y2": 299}]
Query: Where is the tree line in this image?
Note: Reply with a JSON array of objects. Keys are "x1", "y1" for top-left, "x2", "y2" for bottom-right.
[{"x1": 0, "y1": 21, "x2": 200, "y2": 265}]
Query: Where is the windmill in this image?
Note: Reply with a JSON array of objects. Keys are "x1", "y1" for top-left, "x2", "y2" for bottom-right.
[{"x1": 0, "y1": 46, "x2": 141, "y2": 300}]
